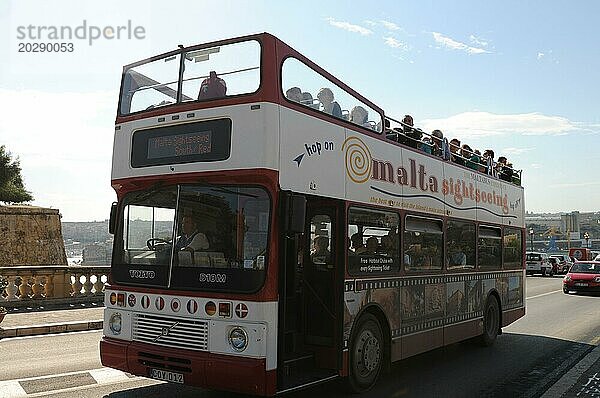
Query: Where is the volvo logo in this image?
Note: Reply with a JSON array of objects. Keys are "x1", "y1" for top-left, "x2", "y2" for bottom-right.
[
  {"x1": 153, "y1": 321, "x2": 179, "y2": 342},
  {"x1": 199, "y1": 273, "x2": 226, "y2": 283},
  {"x1": 129, "y1": 269, "x2": 156, "y2": 279}
]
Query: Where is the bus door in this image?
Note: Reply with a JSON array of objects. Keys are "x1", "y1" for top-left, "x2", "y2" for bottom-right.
[
  {"x1": 301, "y1": 199, "x2": 342, "y2": 369},
  {"x1": 278, "y1": 196, "x2": 342, "y2": 390}
]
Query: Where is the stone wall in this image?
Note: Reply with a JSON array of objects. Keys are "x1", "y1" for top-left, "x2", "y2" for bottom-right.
[{"x1": 0, "y1": 206, "x2": 67, "y2": 266}]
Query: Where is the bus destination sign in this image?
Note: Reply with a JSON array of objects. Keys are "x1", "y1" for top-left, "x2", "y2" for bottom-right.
[
  {"x1": 147, "y1": 130, "x2": 212, "y2": 159},
  {"x1": 131, "y1": 118, "x2": 231, "y2": 168}
]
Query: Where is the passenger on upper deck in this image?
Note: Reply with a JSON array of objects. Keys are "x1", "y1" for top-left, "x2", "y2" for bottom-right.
[
  {"x1": 285, "y1": 87, "x2": 303, "y2": 103},
  {"x1": 508, "y1": 162, "x2": 521, "y2": 185},
  {"x1": 475, "y1": 150, "x2": 486, "y2": 173},
  {"x1": 421, "y1": 136, "x2": 433, "y2": 154},
  {"x1": 483, "y1": 149, "x2": 496, "y2": 177},
  {"x1": 399, "y1": 115, "x2": 416, "y2": 147},
  {"x1": 431, "y1": 129, "x2": 451, "y2": 160},
  {"x1": 449, "y1": 139, "x2": 465, "y2": 166},
  {"x1": 198, "y1": 71, "x2": 227, "y2": 100},
  {"x1": 301, "y1": 92, "x2": 319, "y2": 109},
  {"x1": 463, "y1": 144, "x2": 479, "y2": 170},
  {"x1": 349, "y1": 106, "x2": 369, "y2": 127},
  {"x1": 402, "y1": 114, "x2": 422, "y2": 149},
  {"x1": 317, "y1": 88, "x2": 342, "y2": 118},
  {"x1": 497, "y1": 156, "x2": 513, "y2": 182}
]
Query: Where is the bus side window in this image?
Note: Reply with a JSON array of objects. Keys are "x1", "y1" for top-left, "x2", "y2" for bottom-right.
[
  {"x1": 478, "y1": 226, "x2": 502, "y2": 270},
  {"x1": 404, "y1": 216, "x2": 443, "y2": 272},
  {"x1": 347, "y1": 207, "x2": 400, "y2": 275},
  {"x1": 447, "y1": 220, "x2": 476, "y2": 270}
]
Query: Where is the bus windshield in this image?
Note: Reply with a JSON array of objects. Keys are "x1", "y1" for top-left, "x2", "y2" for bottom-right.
[
  {"x1": 119, "y1": 39, "x2": 261, "y2": 115},
  {"x1": 113, "y1": 184, "x2": 270, "y2": 293}
]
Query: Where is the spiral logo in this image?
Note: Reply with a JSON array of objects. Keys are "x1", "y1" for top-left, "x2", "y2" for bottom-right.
[{"x1": 342, "y1": 136, "x2": 372, "y2": 184}]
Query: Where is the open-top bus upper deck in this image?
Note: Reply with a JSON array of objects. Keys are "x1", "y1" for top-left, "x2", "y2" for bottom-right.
[{"x1": 112, "y1": 33, "x2": 524, "y2": 230}]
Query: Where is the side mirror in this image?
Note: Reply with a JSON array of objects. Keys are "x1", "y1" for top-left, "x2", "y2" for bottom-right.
[
  {"x1": 283, "y1": 193, "x2": 306, "y2": 234},
  {"x1": 109, "y1": 202, "x2": 118, "y2": 235}
]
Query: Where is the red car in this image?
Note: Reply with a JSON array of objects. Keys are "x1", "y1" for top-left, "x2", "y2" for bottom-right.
[{"x1": 563, "y1": 261, "x2": 600, "y2": 294}]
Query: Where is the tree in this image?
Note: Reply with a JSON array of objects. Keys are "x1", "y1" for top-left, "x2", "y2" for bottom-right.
[{"x1": 0, "y1": 145, "x2": 33, "y2": 204}]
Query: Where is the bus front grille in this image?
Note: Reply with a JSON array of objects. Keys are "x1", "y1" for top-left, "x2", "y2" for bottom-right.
[{"x1": 132, "y1": 313, "x2": 209, "y2": 351}]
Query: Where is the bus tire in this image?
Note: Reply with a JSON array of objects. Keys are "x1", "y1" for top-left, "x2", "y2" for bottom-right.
[
  {"x1": 478, "y1": 296, "x2": 500, "y2": 347},
  {"x1": 347, "y1": 313, "x2": 383, "y2": 393}
]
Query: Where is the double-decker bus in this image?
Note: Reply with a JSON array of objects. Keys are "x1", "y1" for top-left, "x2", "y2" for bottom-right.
[{"x1": 100, "y1": 33, "x2": 526, "y2": 395}]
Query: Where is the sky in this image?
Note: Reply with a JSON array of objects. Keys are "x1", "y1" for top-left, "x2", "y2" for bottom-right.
[{"x1": 1, "y1": 0, "x2": 599, "y2": 221}]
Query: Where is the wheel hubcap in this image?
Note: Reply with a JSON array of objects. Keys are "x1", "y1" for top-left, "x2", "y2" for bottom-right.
[{"x1": 356, "y1": 331, "x2": 380, "y2": 374}]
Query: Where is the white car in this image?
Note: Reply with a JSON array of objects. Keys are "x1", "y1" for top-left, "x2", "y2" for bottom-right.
[{"x1": 526, "y1": 252, "x2": 553, "y2": 276}]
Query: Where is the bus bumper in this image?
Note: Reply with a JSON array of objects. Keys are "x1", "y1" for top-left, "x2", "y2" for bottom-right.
[{"x1": 100, "y1": 337, "x2": 276, "y2": 396}]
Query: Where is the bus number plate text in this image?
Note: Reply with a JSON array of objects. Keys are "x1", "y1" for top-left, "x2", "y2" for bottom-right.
[{"x1": 149, "y1": 369, "x2": 184, "y2": 384}]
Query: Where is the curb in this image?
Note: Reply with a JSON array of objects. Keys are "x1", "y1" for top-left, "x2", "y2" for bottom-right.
[
  {"x1": 541, "y1": 343, "x2": 600, "y2": 398},
  {"x1": 0, "y1": 319, "x2": 103, "y2": 339}
]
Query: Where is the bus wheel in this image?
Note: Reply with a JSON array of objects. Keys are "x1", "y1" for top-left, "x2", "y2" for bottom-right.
[
  {"x1": 347, "y1": 313, "x2": 383, "y2": 393},
  {"x1": 478, "y1": 296, "x2": 500, "y2": 347}
]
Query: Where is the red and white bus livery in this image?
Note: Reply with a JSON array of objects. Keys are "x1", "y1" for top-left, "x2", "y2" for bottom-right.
[{"x1": 101, "y1": 33, "x2": 525, "y2": 395}]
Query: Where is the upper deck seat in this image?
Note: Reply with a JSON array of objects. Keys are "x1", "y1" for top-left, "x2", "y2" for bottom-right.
[{"x1": 198, "y1": 71, "x2": 227, "y2": 100}]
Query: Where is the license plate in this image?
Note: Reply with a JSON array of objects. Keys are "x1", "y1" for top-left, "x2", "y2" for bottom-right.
[
  {"x1": 574, "y1": 283, "x2": 588, "y2": 287},
  {"x1": 149, "y1": 369, "x2": 184, "y2": 384}
]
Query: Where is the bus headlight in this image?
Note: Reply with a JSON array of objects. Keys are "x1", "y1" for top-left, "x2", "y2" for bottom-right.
[
  {"x1": 109, "y1": 312, "x2": 122, "y2": 335},
  {"x1": 228, "y1": 327, "x2": 248, "y2": 352}
]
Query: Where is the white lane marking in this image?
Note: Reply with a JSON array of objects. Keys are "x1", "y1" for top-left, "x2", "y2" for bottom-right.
[
  {"x1": 527, "y1": 290, "x2": 562, "y2": 300},
  {"x1": 0, "y1": 368, "x2": 140, "y2": 398},
  {"x1": 0, "y1": 381, "x2": 27, "y2": 398},
  {"x1": 89, "y1": 368, "x2": 133, "y2": 384}
]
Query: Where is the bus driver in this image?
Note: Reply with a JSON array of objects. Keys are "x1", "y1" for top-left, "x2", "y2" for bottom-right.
[{"x1": 175, "y1": 215, "x2": 209, "y2": 252}]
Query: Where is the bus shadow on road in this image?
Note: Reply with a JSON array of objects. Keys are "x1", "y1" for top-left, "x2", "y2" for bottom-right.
[
  {"x1": 103, "y1": 334, "x2": 594, "y2": 398},
  {"x1": 287, "y1": 333, "x2": 594, "y2": 398},
  {"x1": 103, "y1": 382, "x2": 255, "y2": 398}
]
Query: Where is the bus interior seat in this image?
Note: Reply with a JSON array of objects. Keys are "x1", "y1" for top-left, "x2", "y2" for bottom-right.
[
  {"x1": 308, "y1": 98, "x2": 321, "y2": 109},
  {"x1": 210, "y1": 252, "x2": 228, "y2": 268},
  {"x1": 178, "y1": 251, "x2": 193, "y2": 266},
  {"x1": 193, "y1": 252, "x2": 211, "y2": 267}
]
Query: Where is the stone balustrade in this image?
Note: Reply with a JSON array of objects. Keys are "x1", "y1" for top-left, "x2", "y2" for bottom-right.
[{"x1": 0, "y1": 265, "x2": 109, "y2": 309}]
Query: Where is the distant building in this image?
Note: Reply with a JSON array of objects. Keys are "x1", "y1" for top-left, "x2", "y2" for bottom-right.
[{"x1": 0, "y1": 205, "x2": 67, "y2": 266}]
